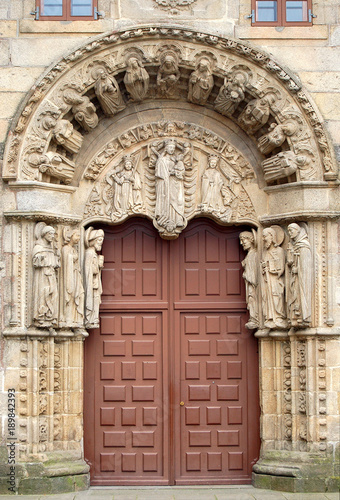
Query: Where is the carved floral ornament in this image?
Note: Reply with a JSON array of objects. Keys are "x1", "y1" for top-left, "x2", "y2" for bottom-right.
[{"x1": 2, "y1": 27, "x2": 337, "y2": 188}]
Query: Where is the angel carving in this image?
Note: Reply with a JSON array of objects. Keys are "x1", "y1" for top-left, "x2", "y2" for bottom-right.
[{"x1": 108, "y1": 154, "x2": 142, "y2": 217}]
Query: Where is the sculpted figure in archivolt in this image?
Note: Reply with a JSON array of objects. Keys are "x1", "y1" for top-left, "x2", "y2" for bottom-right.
[
  {"x1": 286, "y1": 223, "x2": 312, "y2": 327},
  {"x1": 240, "y1": 231, "x2": 259, "y2": 330},
  {"x1": 124, "y1": 56, "x2": 149, "y2": 102},
  {"x1": 32, "y1": 222, "x2": 60, "y2": 327},
  {"x1": 60, "y1": 227, "x2": 84, "y2": 329},
  {"x1": 261, "y1": 226, "x2": 287, "y2": 330},
  {"x1": 84, "y1": 227, "x2": 104, "y2": 329}
]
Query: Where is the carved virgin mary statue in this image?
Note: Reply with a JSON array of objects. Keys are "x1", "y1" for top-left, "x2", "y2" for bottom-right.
[
  {"x1": 154, "y1": 139, "x2": 186, "y2": 234},
  {"x1": 32, "y1": 222, "x2": 60, "y2": 327}
]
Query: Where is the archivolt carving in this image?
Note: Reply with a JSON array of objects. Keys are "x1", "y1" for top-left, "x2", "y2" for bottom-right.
[{"x1": 3, "y1": 27, "x2": 337, "y2": 185}]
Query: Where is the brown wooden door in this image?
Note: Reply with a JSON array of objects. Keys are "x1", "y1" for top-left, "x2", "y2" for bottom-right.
[{"x1": 84, "y1": 218, "x2": 259, "y2": 486}]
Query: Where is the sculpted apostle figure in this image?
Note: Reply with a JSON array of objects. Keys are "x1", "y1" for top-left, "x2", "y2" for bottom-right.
[
  {"x1": 112, "y1": 155, "x2": 142, "y2": 216},
  {"x1": 94, "y1": 69, "x2": 125, "y2": 116},
  {"x1": 124, "y1": 57, "x2": 150, "y2": 101},
  {"x1": 214, "y1": 72, "x2": 246, "y2": 117},
  {"x1": 240, "y1": 231, "x2": 259, "y2": 330},
  {"x1": 286, "y1": 223, "x2": 312, "y2": 327},
  {"x1": 60, "y1": 227, "x2": 84, "y2": 329},
  {"x1": 188, "y1": 58, "x2": 214, "y2": 105},
  {"x1": 238, "y1": 95, "x2": 274, "y2": 135},
  {"x1": 154, "y1": 139, "x2": 185, "y2": 233},
  {"x1": 32, "y1": 222, "x2": 60, "y2": 327},
  {"x1": 157, "y1": 54, "x2": 181, "y2": 98},
  {"x1": 84, "y1": 227, "x2": 104, "y2": 329},
  {"x1": 261, "y1": 226, "x2": 287, "y2": 330}
]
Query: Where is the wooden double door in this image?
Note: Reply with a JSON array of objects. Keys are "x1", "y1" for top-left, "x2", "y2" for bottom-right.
[{"x1": 84, "y1": 218, "x2": 259, "y2": 485}]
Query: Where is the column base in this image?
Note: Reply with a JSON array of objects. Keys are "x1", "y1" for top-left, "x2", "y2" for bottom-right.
[
  {"x1": 252, "y1": 451, "x2": 340, "y2": 492},
  {"x1": 0, "y1": 451, "x2": 90, "y2": 495}
]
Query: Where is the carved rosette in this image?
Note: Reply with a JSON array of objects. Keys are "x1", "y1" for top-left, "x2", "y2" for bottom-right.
[
  {"x1": 317, "y1": 339, "x2": 327, "y2": 452},
  {"x1": 282, "y1": 341, "x2": 292, "y2": 445}
]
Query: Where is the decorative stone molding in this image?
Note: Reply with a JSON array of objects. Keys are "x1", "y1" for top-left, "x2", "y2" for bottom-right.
[{"x1": 2, "y1": 27, "x2": 337, "y2": 186}]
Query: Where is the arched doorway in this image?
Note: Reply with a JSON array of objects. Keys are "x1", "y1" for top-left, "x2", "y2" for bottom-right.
[{"x1": 84, "y1": 217, "x2": 260, "y2": 485}]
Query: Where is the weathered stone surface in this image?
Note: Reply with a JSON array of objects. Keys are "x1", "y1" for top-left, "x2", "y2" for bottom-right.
[
  {"x1": 0, "y1": 20, "x2": 17, "y2": 38},
  {"x1": 0, "y1": 2, "x2": 339, "y2": 496},
  {"x1": 0, "y1": 67, "x2": 43, "y2": 92},
  {"x1": 10, "y1": 38, "x2": 88, "y2": 67}
]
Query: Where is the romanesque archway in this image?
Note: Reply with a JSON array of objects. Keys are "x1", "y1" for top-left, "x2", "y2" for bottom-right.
[{"x1": 2, "y1": 26, "x2": 339, "y2": 493}]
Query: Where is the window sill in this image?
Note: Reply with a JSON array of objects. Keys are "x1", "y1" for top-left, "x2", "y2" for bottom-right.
[
  {"x1": 235, "y1": 25, "x2": 328, "y2": 39},
  {"x1": 19, "y1": 18, "x2": 113, "y2": 34}
]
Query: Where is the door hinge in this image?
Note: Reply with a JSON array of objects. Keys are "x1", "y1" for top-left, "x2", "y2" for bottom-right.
[
  {"x1": 30, "y1": 6, "x2": 40, "y2": 20},
  {"x1": 94, "y1": 7, "x2": 104, "y2": 20},
  {"x1": 246, "y1": 10, "x2": 255, "y2": 23},
  {"x1": 308, "y1": 9, "x2": 317, "y2": 23}
]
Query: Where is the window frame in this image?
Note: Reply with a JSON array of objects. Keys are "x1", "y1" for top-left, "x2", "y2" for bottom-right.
[
  {"x1": 37, "y1": 0, "x2": 98, "y2": 21},
  {"x1": 251, "y1": 0, "x2": 313, "y2": 26}
]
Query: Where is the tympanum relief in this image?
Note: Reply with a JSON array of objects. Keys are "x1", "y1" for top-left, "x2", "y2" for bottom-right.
[{"x1": 84, "y1": 123, "x2": 257, "y2": 239}]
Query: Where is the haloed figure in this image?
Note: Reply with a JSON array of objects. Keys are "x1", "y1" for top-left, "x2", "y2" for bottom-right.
[{"x1": 84, "y1": 227, "x2": 105, "y2": 329}]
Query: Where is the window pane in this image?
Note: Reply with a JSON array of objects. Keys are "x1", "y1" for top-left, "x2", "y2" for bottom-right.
[
  {"x1": 71, "y1": 0, "x2": 93, "y2": 16},
  {"x1": 256, "y1": 1, "x2": 277, "y2": 22},
  {"x1": 286, "y1": 1, "x2": 308, "y2": 21},
  {"x1": 41, "y1": 0, "x2": 63, "y2": 16}
]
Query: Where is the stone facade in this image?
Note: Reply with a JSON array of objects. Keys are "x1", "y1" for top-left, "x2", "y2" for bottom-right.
[{"x1": 0, "y1": 0, "x2": 339, "y2": 495}]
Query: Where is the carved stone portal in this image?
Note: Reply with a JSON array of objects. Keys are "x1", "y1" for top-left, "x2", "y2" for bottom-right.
[{"x1": 85, "y1": 128, "x2": 257, "y2": 239}]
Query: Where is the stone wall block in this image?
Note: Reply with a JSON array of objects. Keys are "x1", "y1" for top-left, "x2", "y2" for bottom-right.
[
  {"x1": 0, "y1": 92, "x2": 26, "y2": 119},
  {"x1": 313, "y1": 93, "x2": 340, "y2": 121},
  {"x1": 0, "y1": 39, "x2": 10, "y2": 66},
  {"x1": 259, "y1": 47, "x2": 340, "y2": 72},
  {"x1": 0, "y1": 67, "x2": 43, "y2": 92},
  {"x1": 0, "y1": 21, "x2": 17, "y2": 38},
  {"x1": 10, "y1": 38, "x2": 88, "y2": 67}
]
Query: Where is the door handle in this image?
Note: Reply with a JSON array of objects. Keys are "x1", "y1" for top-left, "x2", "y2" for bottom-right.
[{"x1": 180, "y1": 401, "x2": 185, "y2": 406}]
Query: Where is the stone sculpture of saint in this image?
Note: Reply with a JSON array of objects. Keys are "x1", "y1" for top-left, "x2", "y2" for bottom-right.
[
  {"x1": 214, "y1": 72, "x2": 246, "y2": 116},
  {"x1": 261, "y1": 226, "x2": 287, "y2": 330},
  {"x1": 200, "y1": 155, "x2": 225, "y2": 213},
  {"x1": 52, "y1": 119, "x2": 83, "y2": 154},
  {"x1": 240, "y1": 231, "x2": 259, "y2": 330},
  {"x1": 94, "y1": 69, "x2": 125, "y2": 116},
  {"x1": 258, "y1": 121, "x2": 297, "y2": 155},
  {"x1": 63, "y1": 88, "x2": 98, "y2": 132},
  {"x1": 112, "y1": 155, "x2": 142, "y2": 216},
  {"x1": 188, "y1": 58, "x2": 214, "y2": 105},
  {"x1": 124, "y1": 57, "x2": 150, "y2": 101},
  {"x1": 154, "y1": 139, "x2": 185, "y2": 233},
  {"x1": 157, "y1": 54, "x2": 181, "y2": 98},
  {"x1": 262, "y1": 151, "x2": 299, "y2": 183},
  {"x1": 32, "y1": 222, "x2": 60, "y2": 327},
  {"x1": 238, "y1": 95, "x2": 275, "y2": 135},
  {"x1": 59, "y1": 227, "x2": 84, "y2": 329},
  {"x1": 286, "y1": 223, "x2": 312, "y2": 327},
  {"x1": 84, "y1": 227, "x2": 104, "y2": 329}
]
